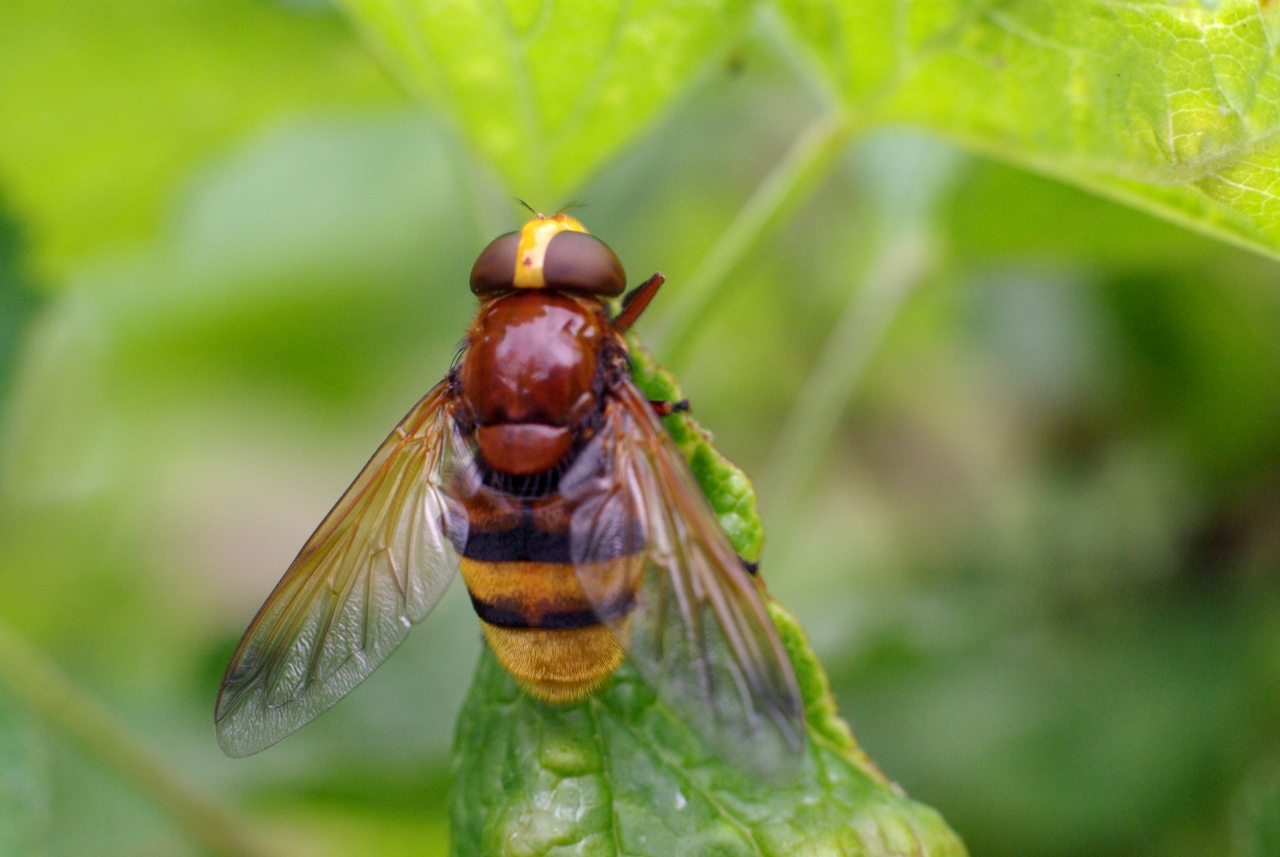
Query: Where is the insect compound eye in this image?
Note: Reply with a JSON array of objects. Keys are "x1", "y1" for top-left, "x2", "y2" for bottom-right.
[
  {"x1": 469, "y1": 231, "x2": 520, "y2": 295},
  {"x1": 542, "y1": 231, "x2": 626, "y2": 297}
]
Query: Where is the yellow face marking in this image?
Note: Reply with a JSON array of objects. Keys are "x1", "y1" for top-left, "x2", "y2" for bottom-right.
[{"x1": 513, "y1": 213, "x2": 588, "y2": 289}]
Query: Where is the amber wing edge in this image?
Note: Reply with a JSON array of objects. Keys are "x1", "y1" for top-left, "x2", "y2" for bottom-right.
[
  {"x1": 566, "y1": 377, "x2": 806, "y2": 779},
  {"x1": 215, "y1": 383, "x2": 467, "y2": 757}
]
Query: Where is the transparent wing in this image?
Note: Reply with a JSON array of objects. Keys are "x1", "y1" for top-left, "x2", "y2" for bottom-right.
[
  {"x1": 215, "y1": 383, "x2": 471, "y2": 757},
  {"x1": 564, "y1": 379, "x2": 806, "y2": 779}
]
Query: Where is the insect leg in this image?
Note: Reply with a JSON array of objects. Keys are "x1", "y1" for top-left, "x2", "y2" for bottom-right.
[
  {"x1": 612, "y1": 273, "x2": 665, "y2": 332},
  {"x1": 648, "y1": 398, "x2": 690, "y2": 417}
]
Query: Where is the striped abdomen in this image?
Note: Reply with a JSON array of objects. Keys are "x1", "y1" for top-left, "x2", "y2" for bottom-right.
[{"x1": 457, "y1": 484, "x2": 645, "y2": 702}]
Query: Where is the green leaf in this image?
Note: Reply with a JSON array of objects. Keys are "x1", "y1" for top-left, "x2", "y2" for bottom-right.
[
  {"x1": 449, "y1": 346, "x2": 966, "y2": 857},
  {"x1": 775, "y1": 0, "x2": 1280, "y2": 259},
  {"x1": 337, "y1": 0, "x2": 752, "y2": 202}
]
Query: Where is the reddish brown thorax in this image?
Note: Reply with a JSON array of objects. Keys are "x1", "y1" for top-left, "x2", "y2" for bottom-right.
[{"x1": 460, "y1": 291, "x2": 606, "y2": 475}]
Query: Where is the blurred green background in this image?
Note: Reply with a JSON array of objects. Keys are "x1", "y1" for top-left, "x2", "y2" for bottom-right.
[{"x1": 4, "y1": 2, "x2": 1280, "y2": 856}]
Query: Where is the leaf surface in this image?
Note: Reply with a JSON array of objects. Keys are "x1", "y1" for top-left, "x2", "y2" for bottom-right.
[
  {"x1": 339, "y1": 0, "x2": 752, "y2": 201},
  {"x1": 776, "y1": 0, "x2": 1280, "y2": 257}
]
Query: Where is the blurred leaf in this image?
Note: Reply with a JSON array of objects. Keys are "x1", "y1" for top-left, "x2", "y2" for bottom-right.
[
  {"x1": 0, "y1": 693, "x2": 50, "y2": 857},
  {"x1": 836, "y1": 602, "x2": 1258, "y2": 857},
  {"x1": 1102, "y1": 264, "x2": 1280, "y2": 480},
  {"x1": 0, "y1": 198, "x2": 42, "y2": 420},
  {"x1": 261, "y1": 804, "x2": 449, "y2": 857},
  {"x1": 943, "y1": 158, "x2": 1230, "y2": 266},
  {"x1": 0, "y1": 0, "x2": 402, "y2": 277},
  {"x1": 338, "y1": 0, "x2": 753, "y2": 201},
  {"x1": 450, "y1": 352, "x2": 965, "y2": 856},
  {"x1": 1237, "y1": 764, "x2": 1280, "y2": 857},
  {"x1": 776, "y1": 0, "x2": 1280, "y2": 259},
  {"x1": 4, "y1": 113, "x2": 478, "y2": 503}
]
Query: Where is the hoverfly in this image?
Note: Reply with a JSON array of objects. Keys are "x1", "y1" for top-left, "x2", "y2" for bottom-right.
[{"x1": 215, "y1": 214, "x2": 805, "y2": 776}]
